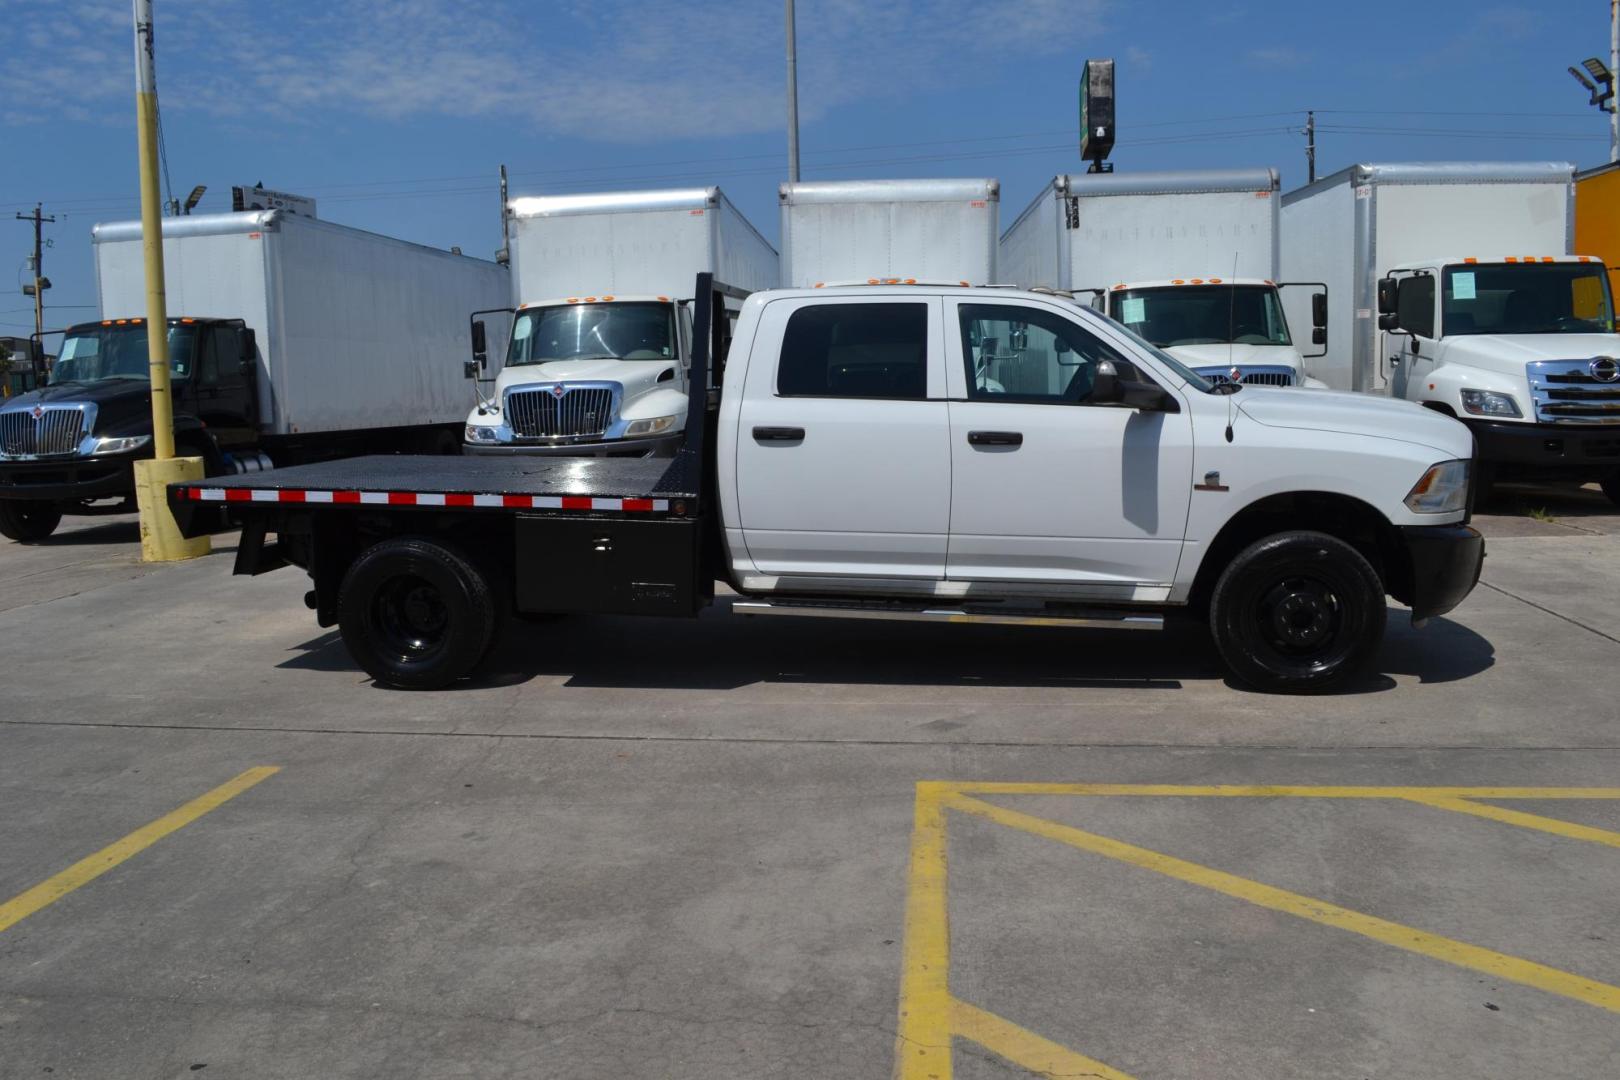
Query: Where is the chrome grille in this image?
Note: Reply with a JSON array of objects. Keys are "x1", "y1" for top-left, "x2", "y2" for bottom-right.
[
  {"x1": 505, "y1": 385, "x2": 616, "y2": 439},
  {"x1": 1197, "y1": 365, "x2": 1296, "y2": 388},
  {"x1": 1527, "y1": 360, "x2": 1620, "y2": 424},
  {"x1": 0, "y1": 407, "x2": 85, "y2": 457}
]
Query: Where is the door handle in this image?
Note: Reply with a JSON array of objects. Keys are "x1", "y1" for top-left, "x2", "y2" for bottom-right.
[
  {"x1": 967, "y1": 430, "x2": 1023, "y2": 447},
  {"x1": 752, "y1": 426, "x2": 805, "y2": 442}
]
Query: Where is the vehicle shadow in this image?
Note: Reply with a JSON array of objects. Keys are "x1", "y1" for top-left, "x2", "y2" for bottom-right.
[
  {"x1": 283, "y1": 599, "x2": 1496, "y2": 694},
  {"x1": 1480, "y1": 481, "x2": 1617, "y2": 528},
  {"x1": 32, "y1": 519, "x2": 142, "y2": 546}
]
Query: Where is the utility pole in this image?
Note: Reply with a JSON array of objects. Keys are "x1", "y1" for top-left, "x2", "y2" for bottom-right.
[
  {"x1": 131, "y1": 0, "x2": 208, "y2": 561},
  {"x1": 785, "y1": 0, "x2": 801, "y2": 183},
  {"x1": 497, "y1": 164, "x2": 510, "y2": 265},
  {"x1": 15, "y1": 203, "x2": 55, "y2": 342},
  {"x1": 1611, "y1": 0, "x2": 1618, "y2": 162},
  {"x1": 1304, "y1": 111, "x2": 1316, "y2": 184}
]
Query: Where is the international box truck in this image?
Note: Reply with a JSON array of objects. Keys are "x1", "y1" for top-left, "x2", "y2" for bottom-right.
[
  {"x1": 778, "y1": 178, "x2": 999, "y2": 288},
  {"x1": 169, "y1": 273, "x2": 1482, "y2": 696},
  {"x1": 0, "y1": 209, "x2": 510, "y2": 541},
  {"x1": 1000, "y1": 169, "x2": 1328, "y2": 388},
  {"x1": 1282, "y1": 161, "x2": 1620, "y2": 501},
  {"x1": 463, "y1": 187, "x2": 777, "y2": 457}
]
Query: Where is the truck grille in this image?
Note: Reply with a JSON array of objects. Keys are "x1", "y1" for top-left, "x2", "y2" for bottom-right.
[
  {"x1": 505, "y1": 385, "x2": 617, "y2": 439},
  {"x1": 1197, "y1": 365, "x2": 1295, "y2": 388},
  {"x1": 1527, "y1": 360, "x2": 1620, "y2": 424},
  {"x1": 0, "y1": 406, "x2": 86, "y2": 457}
]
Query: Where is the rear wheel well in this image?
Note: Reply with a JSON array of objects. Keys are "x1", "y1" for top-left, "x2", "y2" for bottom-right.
[{"x1": 1190, "y1": 492, "x2": 1406, "y2": 613}]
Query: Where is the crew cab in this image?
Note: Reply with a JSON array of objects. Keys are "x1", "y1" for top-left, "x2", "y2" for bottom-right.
[{"x1": 169, "y1": 276, "x2": 1484, "y2": 694}]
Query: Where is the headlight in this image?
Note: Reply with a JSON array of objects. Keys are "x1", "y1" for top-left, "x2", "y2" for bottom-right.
[
  {"x1": 1405, "y1": 459, "x2": 1471, "y2": 514},
  {"x1": 1459, "y1": 389, "x2": 1521, "y2": 418},
  {"x1": 624, "y1": 414, "x2": 679, "y2": 437},
  {"x1": 464, "y1": 424, "x2": 505, "y2": 444},
  {"x1": 90, "y1": 434, "x2": 152, "y2": 456}
]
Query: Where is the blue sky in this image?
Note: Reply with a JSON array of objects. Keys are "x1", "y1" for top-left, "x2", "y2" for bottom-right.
[{"x1": 2, "y1": 0, "x2": 1616, "y2": 332}]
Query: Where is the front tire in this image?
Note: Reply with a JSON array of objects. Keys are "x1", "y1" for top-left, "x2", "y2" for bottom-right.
[
  {"x1": 0, "y1": 499, "x2": 63, "y2": 542},
  {"x1": 1209, "y1": 530, "x2": 1386, "y2": 694},
  {"x1": 337, "y1": 537, "x2": 496, "y2": 689},
  {"x1": 1601, "y1": 470, "x2": 1620, "y2": 507}
]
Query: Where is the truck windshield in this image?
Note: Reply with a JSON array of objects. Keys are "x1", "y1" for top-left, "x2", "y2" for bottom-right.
[
  {"x1": 1442, "y1": 263, "x2": 1614, "y2": 335},
  {"x1": 1112, "y1": 285, "x2": 1292, "y2": 348},
  {"x1": 508, "y1": 302, "x2": 676, "y2": 365},
  {"x1": 51, "y1": 324, "x2": 195, "y2": 384}
]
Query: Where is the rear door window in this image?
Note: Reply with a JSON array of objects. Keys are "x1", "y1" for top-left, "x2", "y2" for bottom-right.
[{"x1": 777, "y1": 302, "x2": 929, "y2": 399}]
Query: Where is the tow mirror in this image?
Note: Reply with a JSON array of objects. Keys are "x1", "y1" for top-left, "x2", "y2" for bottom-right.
[
  {"x1": 463, "y1": 360, "x2": 480, "y2": 380},
  {"x1": 1377, "y1": 277, "x2": 1399, "y2": 315},
  {"x1": 471, "y1": 319, "x2": 488, "y2": 368},
  {"x1": 1311, "y1": 292, "x2": 1328, "y2": 330},
  {"x1": 1378, "y1": 312, "x2": 1400, "y2": 331}
]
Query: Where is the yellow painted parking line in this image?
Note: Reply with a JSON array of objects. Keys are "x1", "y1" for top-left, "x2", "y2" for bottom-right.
[
  {"x1": 943, "y1": 791, "x2": 1620, "y2": 1015},
  {"x1": 1404, "y1": 795, "x2": 1620, "y2": 850},
  {"x1": 945, "y1": 783, "x2": 1620, "y2": 800},
  {"x1": 895, "y1": 781, "x2": 953, "y2": 1079},
  {"x1": 950, "y1": 998, "x2": 1140, "y2": 1080},
  {"x1": 0, "y1": 766, "x2": 280, "y2": 935}
]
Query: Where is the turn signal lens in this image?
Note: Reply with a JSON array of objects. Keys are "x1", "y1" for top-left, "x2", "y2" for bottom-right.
[{"x1": 1404, "y1": 459, "x2": 1471, "y2": 514}]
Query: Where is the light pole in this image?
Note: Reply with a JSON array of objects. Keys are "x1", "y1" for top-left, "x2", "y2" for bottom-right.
[{"x1": 785, "y1": 0, "x2": 801, "y2": 183}]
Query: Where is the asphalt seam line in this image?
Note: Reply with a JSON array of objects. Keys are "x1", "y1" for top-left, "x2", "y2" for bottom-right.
[{"x1": 1477, "y1": 579, "x2": 1620, "y2": 646}]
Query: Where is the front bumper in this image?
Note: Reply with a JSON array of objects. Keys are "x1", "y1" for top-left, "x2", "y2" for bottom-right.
[
  {"x1": 0, "y1": 450, "x2": 142, "y2": 502},
  {"x1": 464, "y1": 433, "x2": 680, "y2": 459},
  {"x1": 1463, "y1": 418, "x2": 1620, "y2": 476},
  {"x1": 1399, "y1": 523, "x2": 1485, "y2": 623}
]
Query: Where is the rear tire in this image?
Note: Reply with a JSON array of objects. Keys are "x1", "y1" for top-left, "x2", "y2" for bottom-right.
[
  {"x1": 0, "y1": 499, "x2": 63, "y2": 542},
  {"x1": 1209, "y1": 530, "x2": 1386, "y2": 694},
  {"x1": 337, "y1": 537, "x2": 496, "y2": 689},
  {"x1": 1601, "y1": 470, "x2": 1620, "y2": 508}
]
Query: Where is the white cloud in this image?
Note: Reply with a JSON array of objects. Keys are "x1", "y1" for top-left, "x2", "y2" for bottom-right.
[
  {"x1": 1246, "y1": 45, "x2": 1310, "y2": 70},
  {"x1": 1, "y1": 0, "x2": 1108, "y2": 139}
]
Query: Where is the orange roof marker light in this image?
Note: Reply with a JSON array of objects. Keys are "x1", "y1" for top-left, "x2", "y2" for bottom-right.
[
  {"x1": 1504, "y1": 257, "x2": 1518, "y2": 263},
  {"x1": 1190, "y1": 278, "x2": 1205, "y2": 284},
  {"x1": 601, "y1": 295, "x2": 614, "y2": 301},
  {"x1": 867, "y1": 278, "x2": 880, "y2": 284},
  {"x1": 1172, "y1": 279, "x2": 1186, "y2": 285},
  {"x1": 657, "y1": 295, "x2": 670, "y2": 301},
  {"x1": 1209, "y1": 277, "x2": 1222, "y2": 284},
  {"x1": 959, "y1": 280, "x2": 970, "y2": 287},
  {"x1": 1463, "y1": 257, "x2": 1478, "y2": 264}
]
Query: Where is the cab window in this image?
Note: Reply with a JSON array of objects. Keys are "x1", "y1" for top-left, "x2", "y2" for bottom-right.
[
  {"x1": 959, "y1": 303, "x2": 1132, "y2": 403},
  {"x1": 777, "y1": 302, "x2": 928, "y2": 399}
]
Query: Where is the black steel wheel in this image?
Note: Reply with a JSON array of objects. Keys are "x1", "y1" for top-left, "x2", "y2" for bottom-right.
[
  {"x1": 337, "y1": 537, "x2": 495, "y2": 689},
  {"x1": 0, "y1": 499, "x2": 63, "y2": 543},
  {"x1": 1209, "y1": 530, "x2": 1385, "y2": 694}
]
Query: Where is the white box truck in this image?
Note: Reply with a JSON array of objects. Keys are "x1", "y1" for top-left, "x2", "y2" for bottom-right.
[
  {"x1": 778, "y1": 178, "x2": 999, "y2": 288},
  {"x1": 1281, "y1": 162, "x2": 1620, "y2": 501},
  {"x1": 1001, "y1": 169, "x2": 1329, "y2": 388},
  {"x1": 0, "y1": 209, "x2": 510, "y2": 542},
  {"x1": 464, "y1": 187, "x2": 777, "y2": 457}
]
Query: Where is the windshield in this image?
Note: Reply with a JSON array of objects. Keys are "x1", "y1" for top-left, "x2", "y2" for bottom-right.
[
  {"x1": 1112, "y1": 285, "x2": 1292, "y2": 348},
  {"x1": 1085, "y1": 306, "x2": 1216, "y2": 393},
  {"x1": 1442, "y1": 263, "x2": 1614, "y2": 335},
  {"x1": 51, "y1": 324, "x2": 195, "y2": 384},
  {"x1": 508, "y1": 302, "x2": 676, "y2": 366}
]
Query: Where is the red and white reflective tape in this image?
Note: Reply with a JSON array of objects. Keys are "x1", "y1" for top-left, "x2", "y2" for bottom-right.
[{"x1": 181, "y1": 487, "x2": 670, "y2": 513}]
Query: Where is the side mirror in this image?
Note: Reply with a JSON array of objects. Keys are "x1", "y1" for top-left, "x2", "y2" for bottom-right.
[
  {"x1": 1311, "y1": 292, "x2": 1327, "y2": 330},
  {"x1": 471, "y1": 320, "x2": 488, "y2": 369},
  {"x1": 238, "y1": 328, "x2": 257, "y2": 374},
  {"x1": 463, "y1": 359, "x2": 480, "y2": 380},
  {"x1": 1311, "y1": 327, "x2": 1326, "y2": 345},
  {"x1": 1377, "y1": 278, "x2": 1399, "y2": 315},
  {"x1": 1092, "y1": 360, "x2": 1121, "y2": 403},
  {"x1": 1378, "y1": 312, "x2": 1400, "y2": 331}
]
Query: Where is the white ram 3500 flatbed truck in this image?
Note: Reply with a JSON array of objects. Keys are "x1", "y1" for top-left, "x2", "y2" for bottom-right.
[
  {"x1": 1000, "y1": 169, "x2": 1329, "y2": 388},
  {"x1": 463, "y1": 188, "x2": 777, "y2": 458},
  {"x1": 172, "y1": 275, "x2": 1484, "y2": 695},
  {"x1": 1282, "y1": 162, "x2": 1620, "y2": 499}
]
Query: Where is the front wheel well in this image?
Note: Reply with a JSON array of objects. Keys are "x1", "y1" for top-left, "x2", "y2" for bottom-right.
[
  {"x1": 1189, "y1": 492, "x2": 1407, "y2": 613},
  {"x1": 1419, "y1": 401, "x2": 1458, "y2": 418}
]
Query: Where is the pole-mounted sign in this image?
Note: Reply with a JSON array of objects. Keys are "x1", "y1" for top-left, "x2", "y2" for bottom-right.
[{"x1": 1079, "y1": 58, "x2": 1115, "y2": 175}]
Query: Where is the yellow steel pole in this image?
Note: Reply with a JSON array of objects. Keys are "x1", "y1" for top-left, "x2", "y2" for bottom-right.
[{"x1": 130, "y1": 0, "x2": 208, "y2": 561}]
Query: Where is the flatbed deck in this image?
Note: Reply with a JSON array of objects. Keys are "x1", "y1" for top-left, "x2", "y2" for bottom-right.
[{"x1": 169, "y1": 453, "x2": 701, "y2": 518}]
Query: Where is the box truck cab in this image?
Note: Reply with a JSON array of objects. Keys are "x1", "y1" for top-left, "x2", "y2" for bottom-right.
[
  {"x1": 1378, "y1": 254, "x2": 1620, "y2": 500},
  {"x1": 1002, "y1": 169, "x2": 1328, "y2": 389},
  {"x1": 1103, "y1": 276, "x2": 1329, "y2": 388},
  {"x1": 0, "y1": 209, "x2": 509, "y2": 543},
  {"x1": 463, "y1": 188, "x2": 776, "y2": 457}
]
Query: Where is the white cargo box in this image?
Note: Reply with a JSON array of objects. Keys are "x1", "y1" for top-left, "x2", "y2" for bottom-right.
[
  {"x1": 1000, "y1": 168, "x2": 1280, "y2": 293},
  {"x1": 1280, "y1": 161, "x2": 1575, "y2": 390},
  {"x1": 779, "y1": 178, "x2": 999, "y2": 287},
  {"x1": 506, "y1": 187, "x2": 777, "y2": 303},
  {"x1": 93, "y1": 211, "x2": 509, "y2": 435}
]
